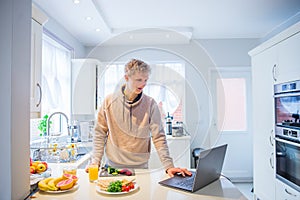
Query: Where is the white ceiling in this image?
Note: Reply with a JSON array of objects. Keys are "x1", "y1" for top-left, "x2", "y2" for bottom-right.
[{"x1": 33, "y1": 0, "x2": 300, "y2": 46}]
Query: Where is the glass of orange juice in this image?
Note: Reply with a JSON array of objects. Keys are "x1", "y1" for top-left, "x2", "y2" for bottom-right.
[
  {"x1": 63, "y1": 165, "x2": 77, "y2": 175},
  {"x1": 88, "y1": 164, "x2": 99, "y2": 182}
]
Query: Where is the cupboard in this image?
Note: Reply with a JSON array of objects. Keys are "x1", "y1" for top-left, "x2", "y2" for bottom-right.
[
  {"x1": 276, "y1": 179, "x2": 300, "y2": 200},
  {"x1": 71, "y1": 59, "x2": 100, "y2": 117},
  {"x1": 249, "y1": 22, "x2": 300, "y2": 200},
  {"x1": 149, "y1": 135, "x2": 191, "y2": 169},
  {"x1": 30, "y1": 5, "x2": 48, "y2": 118}
]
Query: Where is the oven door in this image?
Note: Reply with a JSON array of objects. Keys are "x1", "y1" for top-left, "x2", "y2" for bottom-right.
[
  {"x1": 276, "y1": 137, "x2": 300, "y2": 192},
  {"x1": 274, "y1": 92, "x2": 300, "y2": 127},
  {"x1": 274, "y1": 92, "x2": 300, "y2": 141}
]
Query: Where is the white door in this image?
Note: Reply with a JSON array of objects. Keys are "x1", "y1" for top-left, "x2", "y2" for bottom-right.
[{"x1": 210, "y1": 68, "x2": 253, "y2": 181}]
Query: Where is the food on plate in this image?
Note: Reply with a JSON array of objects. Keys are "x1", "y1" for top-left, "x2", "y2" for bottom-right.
[
  {"x1": 63, "y1": 173, "x2": 78, "y2": 183},
  {"x1": 97, "y1": 178, "x2": 135, "y2": 192},
  {"x1": 47, "y1": 176, "x2": 65, "y2": 191},
  {"x1": 107, "y1": 180, "x2": 122, "y2": 192},
  {"x1": 30, "y1": 159, "x2": 48, "y2": 174},
  {"x1": 30, "y1": 166, "x2": 36, "y2": 174},
  {"x1": 56, "y1": 179, "x2": 74, "y2": 190},
  {"x1": 36, "y1": 163, "x2": 47, "y2": 173},
  {"x1": 38, "y1": 173, "x2": 79, "y2": 191},
  {"x1": 38, "y1": 177, "x2": 54, "y2": 191}
]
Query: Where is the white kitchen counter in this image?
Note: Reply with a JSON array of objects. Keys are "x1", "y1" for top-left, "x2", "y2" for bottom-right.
[{"x1": 33, "y1": 169, "x2": 247, "y2": 200}]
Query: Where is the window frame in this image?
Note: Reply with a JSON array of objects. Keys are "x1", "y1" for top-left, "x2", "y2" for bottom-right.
[
  {"x1": 98, "y1": 61, "x2": 186, "y2": 124},
  {"x1": 210, "y1": 67, "x2": 252, "y2": 135}
]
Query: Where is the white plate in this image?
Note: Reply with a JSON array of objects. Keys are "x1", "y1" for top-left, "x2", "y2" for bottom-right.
[
  {"x1": 96, "y1": 183, "x2": 139, "y2": 195},
  {"x1": 30, "y1": 169, "x2": 52, "y2": 186},
  {"x1": 40, "y1": 184, "x2": 79, "y2": 194}
]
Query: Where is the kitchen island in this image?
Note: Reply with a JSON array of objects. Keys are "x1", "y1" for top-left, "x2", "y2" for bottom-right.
[{"x1": 33, "y1": 168, "x2": 247, "y2": 200}]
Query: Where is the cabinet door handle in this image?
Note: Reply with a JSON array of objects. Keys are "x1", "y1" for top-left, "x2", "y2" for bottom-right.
[
  {"x1": 36, "y1": 83, "x2": 42, "y2": 108},
  {"x1": 272, "y1": 64, "x2": 277, "y2": 81},
  {"x1": 269, "y1": 152, "x2": 274, "y2": 169},
  {"x1": 269, "y1": 131, "x2": 274, "y2": 146},
  {"x1": 285, "y1": 188, "x2": 297, "y2": 197}
]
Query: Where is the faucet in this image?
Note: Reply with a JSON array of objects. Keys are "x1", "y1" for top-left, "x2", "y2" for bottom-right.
[{"x1": 47, "y1": 112, "x2": 70, "y2": 138}]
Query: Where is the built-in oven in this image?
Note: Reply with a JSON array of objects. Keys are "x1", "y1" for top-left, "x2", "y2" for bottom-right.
[
  {"x1": 274, "y1": 80, "x2": 300, "y2": 192},
  {"x1": 275, "y1": 137, "x2": 300, "y2": 192}
]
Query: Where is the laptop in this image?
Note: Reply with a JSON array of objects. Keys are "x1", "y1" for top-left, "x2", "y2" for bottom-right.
[{"x1": 159, "y1": 144, "x2": 228, "y2": 193}]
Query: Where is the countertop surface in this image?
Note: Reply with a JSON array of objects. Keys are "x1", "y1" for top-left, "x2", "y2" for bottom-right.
[{"x1": 33, "y1": 168, "x2": 247, "y2": 200}]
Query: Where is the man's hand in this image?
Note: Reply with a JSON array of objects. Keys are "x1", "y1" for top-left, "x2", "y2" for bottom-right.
[{"x1": 166, "y1": 167, "x2": 192, "y2": 177}]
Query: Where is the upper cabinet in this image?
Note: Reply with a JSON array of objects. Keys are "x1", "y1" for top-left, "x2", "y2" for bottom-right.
[
  {"x1": 276, "y1": 32, "x2": 300, "y2": 83},
  {"x1": 30, "y1": 4, "x2": 48, "y2": 118},
  {"x1": 30, "y1": 19, "x2": 42, "y2": 115},
  {"x1": 250, "y1": 22, "x2": 300, "y2": 84},
  {"x1": 71, "y1": 59, "x2": 100, "y2": 118}
]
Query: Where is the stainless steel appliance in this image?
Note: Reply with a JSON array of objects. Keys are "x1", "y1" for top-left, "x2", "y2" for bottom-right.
[
  {"x1": 274, "y1": 80, "x2": 300, "y2": 192},
  {"x1": 275, "y1": 137, "x2": 300, "y2": 192}
]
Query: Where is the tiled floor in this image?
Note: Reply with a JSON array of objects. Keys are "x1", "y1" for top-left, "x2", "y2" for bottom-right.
[{"x1": 234, "y1": 182, "x2": 254, "y2": 200}]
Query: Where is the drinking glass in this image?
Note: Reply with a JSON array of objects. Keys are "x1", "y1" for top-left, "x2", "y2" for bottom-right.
[{"x1": 89, "y1": 164, "x2": 98, "y2": 182}]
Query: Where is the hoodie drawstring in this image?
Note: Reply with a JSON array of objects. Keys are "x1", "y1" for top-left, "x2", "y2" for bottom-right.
[
  {"x1": 123, "y1": 95, "x2": 125, "y2": 122},
  {"x1": 130, "y1": 105, "x2": 132, "y2": 131},
  {"x1": 123, "y1": 94, "x2": 133, "y2": 131}
]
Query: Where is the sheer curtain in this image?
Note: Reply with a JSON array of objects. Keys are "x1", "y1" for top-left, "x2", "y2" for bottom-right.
[{"x1": 41, "y1": 34, "x2": 71, "y2": 135}]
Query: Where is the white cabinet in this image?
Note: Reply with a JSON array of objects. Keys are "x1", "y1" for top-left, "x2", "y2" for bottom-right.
[
  {"x1": 149, "y1": 136, "x2": 191, "y2": 169},
  {"x1": 249, "y1": 21, "x2": 300, "y2": 200},
  {"x1": 276, "y1": 179, "x2": 300, "y2": 200},
  {"x1": 72, "y1": 59, "x2": 100, "y2": 116},
  {"x1": 276, "y1": 32, "x2": 300, "y2": 83},
  {"x1": 30, "y1": 19, "x2": 43, "y2": 114},
  {"x1": 251, "y1": 47, "x2": 276, "y2": 200},
  {"x1": 30, "y1": 5, "x2": 48, "y2": 117}
]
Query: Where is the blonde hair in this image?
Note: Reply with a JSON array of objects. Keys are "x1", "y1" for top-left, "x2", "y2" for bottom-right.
[{"x1": 124, "y1": 59, "x2": 151, "y2": 76}]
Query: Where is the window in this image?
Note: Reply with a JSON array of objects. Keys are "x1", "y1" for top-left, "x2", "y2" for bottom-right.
[
  {"x1": 211, "y1": 68, "x2": 251, "y2": 133},
  {"x1": 99, "y1": 62, "x2": 185, "y2": 123},
  {"x1": 40, "y1": 31, "x2": 72, "y2": 137},
  {"x1": 217, "y1": 78, "x2": 247, "y2": 131}
]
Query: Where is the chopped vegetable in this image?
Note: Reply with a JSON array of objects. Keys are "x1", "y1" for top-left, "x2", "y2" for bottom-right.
[
  {"x1": 107, "y1": 180, "x2": 122, "y2": 192},
  {"x1": 107, "y1": 166, "x2": 117, "y2": 174},
  {"x1": 106, "y1": 166, "x2": 133, "y2": 176},
  {"x1": 111, "y1": 172, "x2": 118, "y2": 176}
]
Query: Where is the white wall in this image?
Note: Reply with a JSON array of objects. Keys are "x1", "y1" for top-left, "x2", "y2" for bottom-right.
[
  {"x1": 0, "y1": 0, "x2": 31, "y2": 199},
  {"x1": 198, "y1": 39, "x2": 259, "y2": 181},
  {"x1": 33, "y1": 4, "x2": 86, "y2": 58},
  {"x1": 86, "y1": 42, "x2": 214, "y2": 147},
  {"x1": 85, "y1": 38, "x2": 260, "y2": 169},
  {"x1": 198, "y1": 39, "x2": 260, "y2": 67}
]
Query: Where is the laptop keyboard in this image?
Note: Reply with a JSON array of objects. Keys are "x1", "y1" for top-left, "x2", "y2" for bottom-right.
[{"x1": 175, "y1": 177, "x2": 194, "y2": 188}]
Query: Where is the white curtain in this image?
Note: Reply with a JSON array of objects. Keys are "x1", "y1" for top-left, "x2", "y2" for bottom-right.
[{"x1": 41, "y1": 35, "x2": 71, "y2": 134}]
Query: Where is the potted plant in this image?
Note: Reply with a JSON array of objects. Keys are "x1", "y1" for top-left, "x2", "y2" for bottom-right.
[{"x1": 38, "y1": 114, "x2": 51, "y2": 136}]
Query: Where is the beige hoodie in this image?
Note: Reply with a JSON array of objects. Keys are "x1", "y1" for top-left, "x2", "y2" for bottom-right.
[{"x1": 92, "y1": 86, "x2": 174, "y2": 170}]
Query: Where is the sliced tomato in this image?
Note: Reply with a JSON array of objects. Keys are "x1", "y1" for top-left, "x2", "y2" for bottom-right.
[
  {"x1": 128, "y1": 182, "x2": 134, "y2": 189},
  {"x1": 125, "y1": 185, "x2": 130, "y2": 192}
]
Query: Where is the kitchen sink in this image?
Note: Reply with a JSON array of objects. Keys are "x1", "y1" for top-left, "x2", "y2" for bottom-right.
[{"x1": 31, "y1": 142, "x2": 92, "y2": 163}]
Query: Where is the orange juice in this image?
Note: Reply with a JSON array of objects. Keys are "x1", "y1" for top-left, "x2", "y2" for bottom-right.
[
  {"x1": 89, "y1": 165, "x2": 98, "y2": 182},
  {"x1": 63, "y1": 166, "x2": 77, "y2": 175}
]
